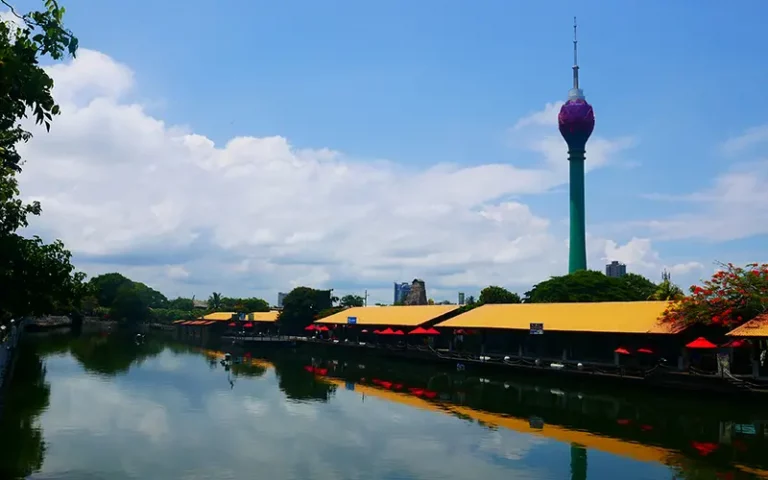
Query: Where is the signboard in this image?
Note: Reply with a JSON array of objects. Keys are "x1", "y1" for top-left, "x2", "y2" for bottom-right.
[
  {"x1": 239, "y1": 313, "x2": 245, "y2": 321},
  {"x1": 345, "y1": 381, "x2": 356, "y2": 392},
  {"x1": 530, "y1": 323, "x2": 544, "y2": 335},
  {"x1": 347, "y1": 316, "x2": 357, "y2": 325}
]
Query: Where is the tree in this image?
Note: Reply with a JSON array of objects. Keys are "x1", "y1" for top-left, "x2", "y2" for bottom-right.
[
  {"x1": 479, "y1": 286, "x2": 521, "y2": 304},
  {"x1": 0, "y1": 1, "x2": 82, "y2": 324},
  {"x1": 110, "y1": 283, "x2": 151, "y2": 323},
  {"x1": 466, "y1": 295, "x2": 476, "y2": 306},
  {"x1": 208, "y1": 292, "x2": 222, "y2": 310},
  {"x1": 649, "y1": 272, "x2": 684, "y2": 301},
  {"x1": 278, "y1": 287, "x2": 333, "y2": 333},
  {"x1": 662, "y1": 262, "x2": 768, "y2": 329},
  {"x1": 168, "y1": 297, "x2": 194, "y2": 310},
  {"x1": 339, "y1": 294, "x2": 364, "y2": 308},
  {"x1": 620, "y1": 273, "x2": 658, "y2": 301},
  {"x1": 524, "y1": 270, "x2": 658, "y2": 303},
  {"x1": 89, "y1": 273, "x2": 132, "y2": 309}
]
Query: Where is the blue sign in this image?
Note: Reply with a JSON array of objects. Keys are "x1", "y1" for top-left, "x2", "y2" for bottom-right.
[
  {"x1": 530, "y1": 323, "x2": 544, "y2": 335},
  {"x1": 347, "y1": 316, "x2": 357, "y2": 325},
  {"x1": 239, "y1": 313, "x2": 245, "y2": 321},
  {"x1": 345, "y1": 381, "x2": 356, "y2": 391}
]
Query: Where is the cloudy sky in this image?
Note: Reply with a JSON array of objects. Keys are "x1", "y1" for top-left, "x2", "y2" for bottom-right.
[{"x1": 8, "y1": 0, "x2": 768, "y2": 304}]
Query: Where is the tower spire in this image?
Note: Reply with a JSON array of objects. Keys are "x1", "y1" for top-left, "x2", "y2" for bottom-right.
[
  {"x1": 568, "y1": 17, "x2": 585, "y2": 101},
  {"x1": 572, "y1": 16, "x2": 579, "y2": 90}
]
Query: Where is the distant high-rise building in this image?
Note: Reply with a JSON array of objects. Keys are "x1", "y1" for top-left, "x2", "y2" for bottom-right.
[
  {"x1": 277, "y1": 292, "x2": 288, "y2": 308},
  {"x1": 458, "y1": 292, "x2": 465, "y2": 305},
  {"x1": 393, "y1": 282, "x2": 411, "y2": 304},
  {"x1": 605, "y1": 261, "x2": 627, "y2": 278}
]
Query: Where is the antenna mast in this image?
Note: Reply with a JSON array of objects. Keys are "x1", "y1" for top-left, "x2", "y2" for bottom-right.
[{"x1": 572, "y1": 16, "x2": 579, "y2": 90}]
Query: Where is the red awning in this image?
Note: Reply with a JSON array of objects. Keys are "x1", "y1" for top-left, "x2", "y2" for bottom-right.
[
  {"x1": 723, "y1": 339, "x2": 749, "y2": 348},
  {"x1": 377, "y1": 328, "x2": 395, "y2": 335},
  {"x1": 424, "y1": 328, "x2": 440, "y2": 335},
  {"x1": 304, "y1": 325, "x2": 317, "y2": 331},
  {"x1": 686, "y1": 337, "x2": 718, "y2": 349},
  {"x1": 637, "y1": 348, "x2": 654, "y2": 354},
  {"x1": 409, "y1": 327, "x2": 429, "y2": 335},
  {"x1": 244, "y1": 323, "x2": 254, "y2": 328},
  {"x1": 228, "y1": 322, "x2": 236, "y2": 327},
  {"x1": 614, "y1": 347, "x2": 631, "y2": 355}
]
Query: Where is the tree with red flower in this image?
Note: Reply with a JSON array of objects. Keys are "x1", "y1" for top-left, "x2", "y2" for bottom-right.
[{"x1": 661, "y1": 262, "x2": 768, "y2": 328}]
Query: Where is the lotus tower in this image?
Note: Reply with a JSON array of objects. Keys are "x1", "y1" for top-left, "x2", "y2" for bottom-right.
[{"x1": 558, "y1": 18, "x2": 595, "y2": 274}]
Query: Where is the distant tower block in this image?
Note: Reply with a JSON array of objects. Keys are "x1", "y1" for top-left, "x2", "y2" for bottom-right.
[{"x1": 558, "y1": 17, "x2": 595, "y2": 274}]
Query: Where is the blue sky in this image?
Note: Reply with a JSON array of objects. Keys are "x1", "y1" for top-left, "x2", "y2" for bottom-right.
[{"x1": 9, "y1": 0, "x2": 768, "y2": 303}]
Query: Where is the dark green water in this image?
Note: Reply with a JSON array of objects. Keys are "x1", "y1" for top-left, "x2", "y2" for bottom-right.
[{"x1": 2, "y1": 332, "x2": 768, "y2": 480}]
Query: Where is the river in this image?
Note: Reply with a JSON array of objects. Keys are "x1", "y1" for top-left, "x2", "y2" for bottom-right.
[{"x1": 1, "y1": 331, "x2": 767, "y2": 479}]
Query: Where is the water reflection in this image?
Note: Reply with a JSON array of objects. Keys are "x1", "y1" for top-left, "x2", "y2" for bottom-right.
[{"x1": 2, "y1": 333, "x2": 767, "y2": 479}]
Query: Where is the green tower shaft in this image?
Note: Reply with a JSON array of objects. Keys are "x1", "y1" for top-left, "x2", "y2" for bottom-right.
[{"x1": 568, "y1": 149, "x2": 587, "y2": 273}]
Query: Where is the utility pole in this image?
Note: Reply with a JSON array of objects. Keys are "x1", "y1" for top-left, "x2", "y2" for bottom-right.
[{"x1": 364, "y1": 290, "x2": 369, "y2": 307}]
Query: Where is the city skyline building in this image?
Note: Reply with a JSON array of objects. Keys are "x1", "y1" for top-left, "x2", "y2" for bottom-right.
[
  {"x1": 277, "y1": 292, "x2": 288, "y2": 308},
  {"x1": 393, "y1": 282, "x2": 411, "y2": 304},
  {"x1": 605, "y1": 261, "x2": 627, "y2": 278},
  {"x1": 558, "y1": 18, "x2": 595, "y2": 274}
]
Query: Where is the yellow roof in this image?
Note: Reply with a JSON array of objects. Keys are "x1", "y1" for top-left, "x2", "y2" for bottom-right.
[
  {"x1": 247, "y1": 311, "x2": 280, "y2": 323},
  {"x1": 315, "y1": 305, "x2": 459, "y2": 327},
  {"x1": 726, "y1": 313, "x2": 768, "y2": 337},
  {"x1": 201, "y1": 312, "x2": 236, "y2": 321},
  {"x1": 435, "y1": 302, "x2": 679, "y2": 334}
]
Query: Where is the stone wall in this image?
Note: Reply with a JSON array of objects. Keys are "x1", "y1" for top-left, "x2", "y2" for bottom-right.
[{"x1": 403, "y1": 279, "x2": 427, "y2": 306}]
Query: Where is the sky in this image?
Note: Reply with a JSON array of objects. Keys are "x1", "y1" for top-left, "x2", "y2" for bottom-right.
[{"x1": 6, "y1": 0, "x2": 768, "y2": 305}]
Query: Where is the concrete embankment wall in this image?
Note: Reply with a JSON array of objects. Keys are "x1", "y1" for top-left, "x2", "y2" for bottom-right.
[{"x1": 0, "y1": 319, "x2": 27, "y2": 419}]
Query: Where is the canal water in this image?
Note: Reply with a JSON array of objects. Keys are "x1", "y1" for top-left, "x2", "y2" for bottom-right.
[{"x1": 2, "y1": 332, "x2": 768, "y2": 480}]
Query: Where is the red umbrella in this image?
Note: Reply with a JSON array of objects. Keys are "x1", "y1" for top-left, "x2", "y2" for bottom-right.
[
  {"x1": 686, "y1": 337, "x2": 718, "y2": 349},
  {"x1": 392, "y1": 330, "x2": 405, "y2": 335},
  {"x1": 637, "y1": 348, "x2": 654, "y2": 354},
  {"x1": 244, "y1": 323, "x2": 254, "y2": 328},
  {"x1": 424, "y1": 328, "x2": 440, "y2": 335},
  {"x1": 228, "y1": 322, "x2": 236, "y2": 327},
  {"x1": 317, "y1": 325, "x2": 330, "y2": 332},
  {"x1": 723, "y1": 339, "x2": 749, "y2": 348},
  {"x1": 373, "y1": 329, "x2": 381, "y2": 334},
  {"x1": 361, "y1": 329, "x2": 369, "y2": 333},
  {"x1": 614, "y1": 347, "x2": 631, "y2": 355},
  {"x1": 409, "y1": 327, "x2": 429, "y2": 335},
  {"x1": 377, "y1": 328, "x2": 395, "y2": 335},
  {"x1": 304, "y1": 324, "x2": 317, "y2": 331}
]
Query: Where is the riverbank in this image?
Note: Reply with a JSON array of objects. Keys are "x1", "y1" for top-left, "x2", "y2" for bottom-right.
[{"x1": 217, "y1": 333, "x2": 768, "y2": 396}]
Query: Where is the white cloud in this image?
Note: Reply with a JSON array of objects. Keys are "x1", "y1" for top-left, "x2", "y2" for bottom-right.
[
  {"x1": 639, "y1": 160, "x2": 768, "y2": 242},
  {"x1": 14, "y1": 49, "x2": 689, "y2": 303},
  {"x1": 720, "y1": 124, "x2": 768, "y2": 157}
]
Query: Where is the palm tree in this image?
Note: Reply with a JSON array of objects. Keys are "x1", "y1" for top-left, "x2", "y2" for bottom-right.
[
  {"x1": 208, "y1": 292, "x2": 222, "y2": 310},
  {"x1": 649, "y1": 272, "x2": 684, "y2": 301}
]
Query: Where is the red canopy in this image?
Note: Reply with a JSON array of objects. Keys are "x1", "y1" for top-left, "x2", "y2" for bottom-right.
[
  {"x1": 723, "y1": 339, "x2": 749, "y2": 348},
  {"x1": 392, "y1": 330, "x2": 405, "y2": 335},
  {"x1": 424, "y1": 328, "x2": 440, "y2": 335},
  {"x1": 686, "y1": 337, "x2": 718, "y2": 349},
  {"x1": 361, "y1": 329, "x2": 369, "y2": 333},
  {"x1": 377, "y1": 328, "x2": 395, "y2": 335},
  {"x1": 373, "y1": 329, "x2": 381, "y2": 334},
  {"x1": 243, "y1": 323, "x2": 254, "y2": 328},
  {"x1": 409, "y1": 327, "x2": 429, "y2": 335},
  {"x1": 228, "y1": 322, "x2": 236, "y2": 327},
  {"x1": 637, "y1": 348, "x2": 654, "y2": 354},
  {"x1": 317, "y1": 325, "x2": 330, "y2": 332},
  {"x1": 614, "y1": 347, "x2": 631, "y2": 355},
  {"x1": 304, "y1": 324, "x2": 317, "y2": 331}
]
